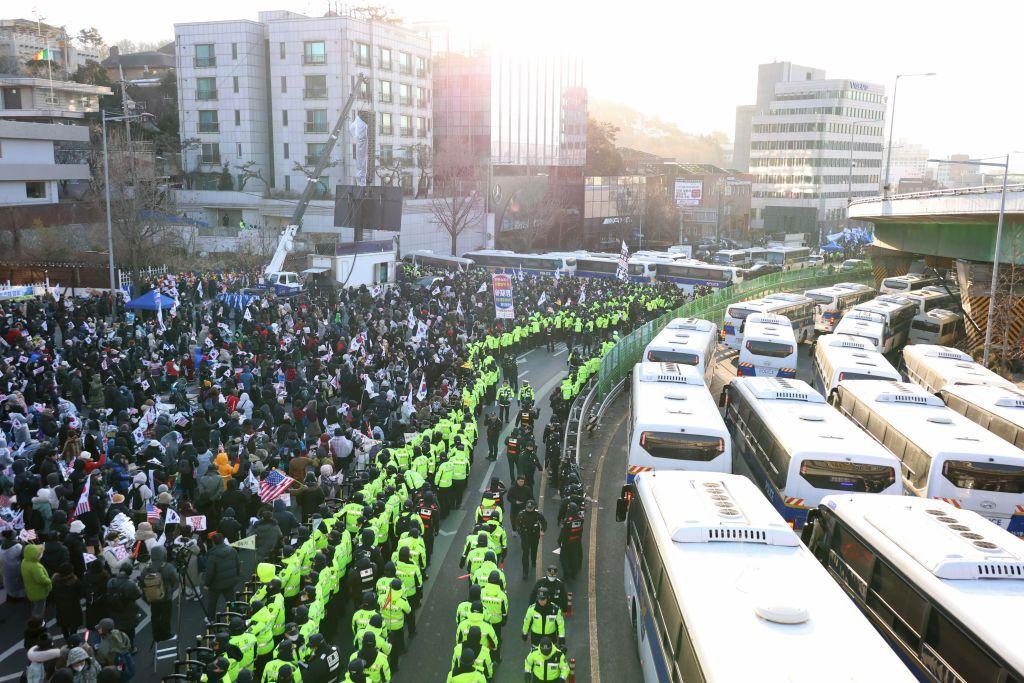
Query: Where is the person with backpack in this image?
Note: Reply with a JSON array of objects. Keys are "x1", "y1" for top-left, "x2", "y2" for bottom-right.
[
  {"x1": 94, "y1": 618, "x2": 134, "y2": 681},
  {"x1": 140, "y1": 545, "x2": 179, "y2": 642},
  {"x1": 107, "y1": 564, "x2": 143, "y2": 647}
]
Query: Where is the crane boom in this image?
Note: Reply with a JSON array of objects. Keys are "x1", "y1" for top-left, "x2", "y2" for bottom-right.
[{"x1": 264, "y1": 72, "x2": 367, "y2": 277}]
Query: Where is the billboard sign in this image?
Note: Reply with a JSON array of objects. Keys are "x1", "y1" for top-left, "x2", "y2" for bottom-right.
[
  {"x1": 674, "y1": 179, "x2": 703, "y2": 207},
  {"x1": 491, "y1": 274, "x2": 515, "y2": 319}
]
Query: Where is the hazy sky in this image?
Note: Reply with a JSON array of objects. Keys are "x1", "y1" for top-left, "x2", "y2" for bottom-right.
[{"x1": 39, "y1": 0, "x2": 1024, "y2": 169}]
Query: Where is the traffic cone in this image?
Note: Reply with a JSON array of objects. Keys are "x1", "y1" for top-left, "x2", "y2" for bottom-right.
[{"x1": 566, "y1": 591, "x2": 574, "y2": 617}]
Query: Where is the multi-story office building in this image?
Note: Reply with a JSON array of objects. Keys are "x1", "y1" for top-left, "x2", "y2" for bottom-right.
[
  {"x1": 735, "y1": 61, "x2": 885, "y2": 234},
  {"x1": 174, "y1": 9, "x2": 431, "y2": 198},
  {"x1": 886, "y1": 138, "x2": 930, "y2": 186}
]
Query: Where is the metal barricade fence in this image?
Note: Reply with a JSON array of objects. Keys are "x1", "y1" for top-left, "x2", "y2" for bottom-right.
[{"x1": 596, "y1": 264, "x2": 875, "y2": 400}]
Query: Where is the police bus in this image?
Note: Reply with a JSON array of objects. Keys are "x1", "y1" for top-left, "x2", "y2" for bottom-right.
[
  {"x1": 833, "y1": 379, "x2": 1024, "y2": 535},
  {"x1": 907, "y1": 309, "x2": 963, "y2": 347},
  {"x1": 802, "y1": 494, "x2": 1024, "y2": 683},
  {"x1": 803, "y1": 283, "x2": 876, "y2": 333},
  {"x1": 763, "y1": 246, "x2": 812, "y2": 270},
  {"x1": 617, "y1": 470, "x2": 916, "y2": 683},
  {"x1": 722, "y1": 299, "x2": 768, "y2": 350},
  {"x1": 879, "y1": 273, "x2": 939, "y2": 294},
  {"x1": 462, "y1": 250, "x2": 577, "y2": 275},
  {"x1": 642, "y1": 318, "x2": 719, "y2": 386},
  {"x1": 723, "y1": 378, "x2": 902, "y2": 528},
  {"x1": 902, "y1": 344, "x2": 1013, "y2": 395},
  {"x1": 760, "y1": 292, "x2": 816, "y2": 342},
  {"x1": 833, "y1": 310, "x2": 890, "y2": 354},
  {"x1": 627, "y1": 362, "x2": 730, "y2": 482},
  {"x1": 737, "y1": 313, "x2": 798, "y2": 379},
  {"x1": 902, "y1": 286, "x2": 957, "y2": 315},
  {"x1": 652, "y1": 261, "x2": 740, "y2": 293},
  {"x1": 405, "y1": 250, "x2": 475, "y2": 271},
  {"x1": 712, "y1": 249, "x2": 753, "y2": 267},
  {"x1": 846, "y1": 295, "x2": 918, "y2": 353},
  {"x1": 812, "y1": 334, "x2": 902, "y2": 398},
  {"x1": 941, "y1": 383, "x2": 1024, "y2": 449}
]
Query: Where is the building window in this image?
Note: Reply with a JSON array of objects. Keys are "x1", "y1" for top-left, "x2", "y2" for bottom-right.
[
  {"x1": 399, "y1": 114, "x2": 412, "y2": 137},
  {"x1": 398, "y1": 51, "x2": 411, "y2": 75},
  {"x1": 378, "y1": 47, "x2": 391, "y2": 70},
  {"x1": 304, "y1": 74, "x2": 327, "y2": 99},
  {"x1": 231, "y1": 43, "x2": 237, "y2": 60},
  {"x1": 282, "y1": 110, "x2": 288, "y2": 126},
  {"x1": 279, "y1": 42, "x2": 285, "y2": 59},
  {"x1": 283, "y1": 143, "x2": 289, "y2": 159},
  {"x1": 25, "y1": 182, "x2": 46, "y2": 199},
  {"x1": 200, "y1": 143, "x2": 220, "y2": 164},
  {"x1": 233, "y1": 76, "x2": 239, "y2": 93},
  {"x1": 354, "y1": 42, "x2": 370, "y2": 67},
  {"x1": 415, "y1": 116, "x2": 426, "y2": 138},
  {"x1": 196, "y1": 77, "x2": 217, "y2": 100},
  {"x1": 194, "y1": 44, "x2": 215, "y2": 68},
  {"x1": 415, "y1": 86, "x2": 427, "y2": 109},
  {"x1": 305, "y1": 109, "x2": 329, "y2": 133},
  {"x1": 284, "y1": 175, "x2": 290, "y2": 192},
  {"x1": 198, "y1": 110, "x2": 219, "y2": 132},
  {"x1": 379, "y1": 112, "x2": 392, "y2": 136},
  {"x1": 379, "y1": 144, "x2": 393, "y2": 164},
  {"x1": 398, "y1": 83, "x2": 411, "y2": 107},
  {"x1": 237, "y1": 142, "x2": 242, "y2": 157},
  {"x1": 234, "y1": 109, "x2": 240, "y2": 126},
  {"x1": 306, "y1": 142, "x2": 326, "y2": 166},
  {"x1": 303, "y1": 41, "x2": 326, "y2": 65},
  {"x1": 280, "y1": 76, "x2": 287, "y2": 93},
  {"x1": 377, "y1": 80, "x2": 392, "y2": 104},
  {"x1": 415, "y1": 55, "x2": 426, "y2": 78}
]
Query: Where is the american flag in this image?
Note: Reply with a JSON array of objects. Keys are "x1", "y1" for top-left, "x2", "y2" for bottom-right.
[
  {"x1": 145, "y1": 504, "x2": 161, "y2": 523},
  {"x1": 259, "y1": 469, "x2": 295, "y2": 503},
  {"x1": 72, "y1": 477, "x2": 91, "y2": 519}
]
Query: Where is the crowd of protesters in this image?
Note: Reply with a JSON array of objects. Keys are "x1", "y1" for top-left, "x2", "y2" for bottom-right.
[{"x1": 0, "y1": 263, "x2": 687, "y2": 682}]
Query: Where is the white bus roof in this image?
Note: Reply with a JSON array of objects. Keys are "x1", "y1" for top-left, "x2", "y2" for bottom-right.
[
  {"x1": 834, "y1": 282, "x2": 874, "y2": 292},
  {"x1": 854, "y1": 297, "x2": 915, "y2": 317},
  {"x1": 634, "y1": 471, "x2": 916, "y2": 681},
  {"x1": 649, "y1": 320, "x2": 718, "y2": 354},
  {"x1": 903, "y1": 344, "x2": 1014, "y2": 391},
  {"x1": 744, "y1": 314, "x2": 796, "y2": 340},
  {"x1": 732, "y1": 378, "x2": 899, "y2": 465},
  {"x1": 837, "y1": 380, "x2": 1024, "y2": 462},
  {"x1": 815, "y1": 334, "x2": 901, "y2": 378},
  {"x1": 632, "y1": 362, "x2": 724, "y2": 432},
  {"x1": 762, "y1": 292, "x2": 812, "y2": 304},
  {"x1": 915, "y1": 308, "x2": 961, "y2": 323},
  {"x1": 821, "y1": 494, "x2": 1024, "y2": 674},
  {"x1": 941, "y1": 383, "x2": 1024, "y2": 429}
]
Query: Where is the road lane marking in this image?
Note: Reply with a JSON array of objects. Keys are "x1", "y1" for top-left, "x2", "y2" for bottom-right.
[
  {"x1": 588, "y1": 410, "x2": 628, "y2": 683},
  {"x1": 517, "y1": 371, "x2": 529, "y2": 379}
]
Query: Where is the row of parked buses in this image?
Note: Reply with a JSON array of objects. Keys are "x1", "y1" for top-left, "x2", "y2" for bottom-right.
[
  {"x1": 621, "y1": 354, "x2": 1024, "y2": 683},
  {"x1": 404, "y1": 246, "x2": 825, "y2": 294}
]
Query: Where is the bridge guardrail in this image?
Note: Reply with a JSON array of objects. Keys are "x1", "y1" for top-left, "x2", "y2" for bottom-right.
[{"x1": 595, "y1": 264, "x2": 875, "y2": 400}]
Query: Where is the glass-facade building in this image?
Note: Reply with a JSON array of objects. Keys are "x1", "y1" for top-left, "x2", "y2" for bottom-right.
[{"x1": 583, "y1": 176, "x2": 647, "y2": 249}]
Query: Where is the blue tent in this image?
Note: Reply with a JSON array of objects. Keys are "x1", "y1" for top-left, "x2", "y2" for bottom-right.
[
  {"x1": 820, "y1": 242, "x2": 844, "y2": 253},
  {"x1": 125, "y1": 290, "x2": 175, "y2": 310}
]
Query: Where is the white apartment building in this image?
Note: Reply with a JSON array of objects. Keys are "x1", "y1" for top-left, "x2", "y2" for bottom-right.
[
  {"x1": 887, "y1": 138, "x2": 930, "y2": 184},
  {"x1": 738, "y1": 62, "x2": 885, "y2": 233},
  {"x1": 174, "y1": 9, "x2": 431, "y2": 203},
  {"x1": 0, "y1": 119, "x2": 91, "y2": 206},
  {"x1": 0, "y1": 76, "x2": 110, "y2": 121}
]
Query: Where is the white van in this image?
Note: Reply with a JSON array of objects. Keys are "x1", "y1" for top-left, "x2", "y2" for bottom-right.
[
  {"x1": 642, "y1": 317, "x2": 718, "y2": 386},
  {"x1": 737, "y1": 313, "x2": 797, "y2": 379}
]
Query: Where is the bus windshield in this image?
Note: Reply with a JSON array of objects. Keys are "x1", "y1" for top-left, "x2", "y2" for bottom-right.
[
  {"x1": 639, "y1": 432, "x2": 724, "y2": 461},
  {"x1": 806, "y1": 293, "x2": 834, "y2": 305},
  {"x1": 911, "y1": 319, "x2": 941, "y2": 333},
  {"x1": 941, "y1": 460, "x2": 1024, "y2": 494},
  {"x1": 799, "y1": 460, "x2": 895, "y2": 493},
  {"x1": 728, "y1": 306, "x2": 758, "y2": 321},
  {"x1": 744, "y1": 340, "x2": 794, "y2": 358},
  {"x1": 646, "y1": 350, "x2": 699, "y2": 365}
]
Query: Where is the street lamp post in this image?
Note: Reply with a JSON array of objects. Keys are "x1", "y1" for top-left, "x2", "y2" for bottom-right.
[
  {"x1": 928, "y1": 155, "x2": 1012, "y2": 366},
  {"x1": 884, "y1": 72, "x2": 936, "y2": 195},
  {"x1": 100, "y1": 109, "x2": 153, "y2": 321}
]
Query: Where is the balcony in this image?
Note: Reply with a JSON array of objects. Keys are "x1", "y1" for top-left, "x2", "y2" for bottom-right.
[
  {"x1": 303, "y1": 88, "x2": 327, "y2": 99},
  {"x1": 196, "y1": 89, "x2": 217, "y2": 101},
  {"x1": 399, "y1": 127, "x2": 412, "y2": 137},
  {"x1": 198, "y1": 122, "x2": 220, "y2": 133},
  {"x1": 398, "y1": 64, "x2": 412, "y2": 76},
  {"x1": 377, "y1": 59, "x2": 392, "y2": 70},
  {"x1": 379, "y1": 126, "x2": 393, "y2": 136},
  {"x1": 303, "y1": 54, "x2": 326, "y2": 65},
  {"x1": 194, "y1": 56, "x2": 216, "y2": 68},
  {"x1": 304, "y1": 122, "x2": 329, "y2": 134},
  {"x1": 415, "y1": 68, "x2": 427, "y2": 78},
  {"x1": 378, "y1": 93, "x2": 392, "y2": 104},
  {"x1": 415, "y1": 128, "x2": 427, "y2": 138},
  {"x1": 200, "y1": 153, "x2": 221, "y2": 164},
  {"x1": 356, "y1": 56, "x2": 371, "y2": 67},
  {"x1": 399, "y1": 96, "x2": 412, "y2": 107},
  {"x1": 415, "y1": 99, "x2": 427, "y2": 109}
]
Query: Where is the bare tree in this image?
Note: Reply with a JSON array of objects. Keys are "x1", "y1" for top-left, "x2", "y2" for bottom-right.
[
  {"x1": 76, "y1": 27, "x2": 105, "y2": 52},
  {"x1": 375, "y1": 156, "x2": 403, "y2": 188},
  {"x1": 289, "y1": 160, "x2": 338, "y2": 198},
  {"x1": 90, "y1": 129, "x2": 177, "y2": 272},
  {"x1": 429, "y1": 146, "x2": 484, "y2": 256},
  {"x1": 414, "y1": 143, "x2": 430, "y2": 198},
  {"x1": 986, "y1": 233, "x2": 1024, "y2": 373},
  {"x1": 350, "y1": 5, "x2": 404, "y2": 24},
  {"x1": 235, "y1": 161, "x2": 270, "y2": 195}
]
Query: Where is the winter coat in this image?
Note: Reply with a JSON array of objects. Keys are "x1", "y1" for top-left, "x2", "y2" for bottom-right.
[
  {"x1": 203, "y1": 541, "x2": 240, "y2": 591},
  {"x1": 87, "y1": 378, "x2": 105, "y2": 411},
  {"x1": 50, "y1": 571, "x2": 84, "y2": 632},
  {"x1": 213, "y1": 452, "x2": 238, "y2": 489},
  {"x1": 40, "y1": 539, "x2": 69, "y2": 578},
  {"x1": 143, "y1": 545, "x2": 180, "y2": 603},
  {"x1": 195, "y1": 470, "x2": 223, "y2": 505},
  {"x1": 1, "y1": 543, "x2": 25, "y2": 598},
  {"x1": 252, "y1": 519, "x2": 283, "y2": 562},
  {"x1": 21, "y1": 544, "x2": 51, "y2": 601}
]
